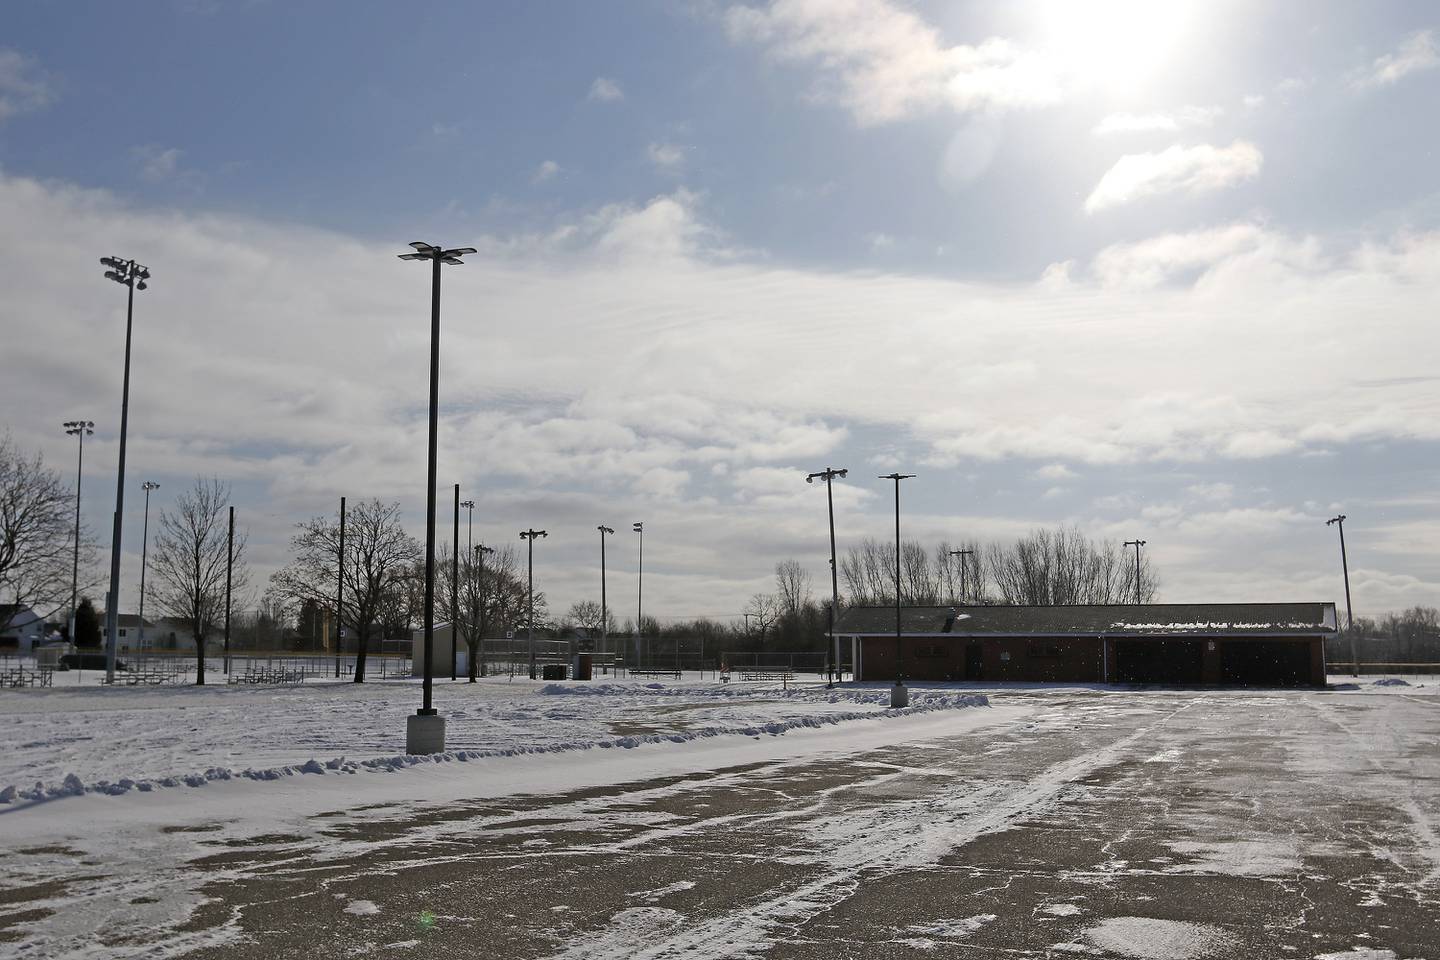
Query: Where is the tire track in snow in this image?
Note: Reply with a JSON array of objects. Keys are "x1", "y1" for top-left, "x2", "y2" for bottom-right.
[{"x1": 546, "y1": 697, "x2": 1202, "y2": 959}]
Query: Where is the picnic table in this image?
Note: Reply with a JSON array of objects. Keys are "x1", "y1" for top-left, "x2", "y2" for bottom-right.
[
  {"x1": 0, "y1": 666, "x2": 53, "y2": 688},
  {"x1": 630, "y1": 668, "x2": 682, "y2": 679},
  {"x1": 737, "y1": 669, "x2": 795, "y2": 682}
]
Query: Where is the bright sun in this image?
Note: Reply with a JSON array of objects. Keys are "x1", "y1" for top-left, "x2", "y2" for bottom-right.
[{"x1": 1031, "y1": 0, "x2": 1200, "y2": 95}]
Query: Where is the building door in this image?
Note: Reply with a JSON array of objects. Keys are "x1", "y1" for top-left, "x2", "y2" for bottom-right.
[
  {"x1": 1115, "y1": 639, "x2": 1204, "y2": 684},
  {"x1": 965, "y1": 641, "x2": 983, "y2": 680},
  {"x1": 1220, "y1": 640, "x2": 1312, "y2": 686}
]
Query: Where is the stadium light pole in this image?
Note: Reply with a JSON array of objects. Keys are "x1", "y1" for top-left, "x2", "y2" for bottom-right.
[
  {"x1": 62, "y1": 420, "x2": 94, "y2": 646},
  {"x1": 1327, "y1": 515, "x2": 1357, "y2": 677},
  {"x1": 452, "y1": 484, "x2": 460, "y2": 681},
  {"x1": 880, "y1": 473, "x2": 914, "y2": 706},
  {"x1": 138, "y1": 481, "x2": 159, "y2": 656},
  {"x1": 473, "y1": 543, "x2": 494, "y2": 681},
  {"x1": 224, "y1": 506, "x2": 234, "y2": 675},
  {"x1": 99, "y1": 256, "x2": 149, "y2": 684},
  {"x1": 633, "y1": 522, "x2": 644, "y2": 667},
  {"x1": 520, "y1": 529, "x2": 547, "y2": 679},
  {"x1": 598, "y1": 525, "x2": 615, "y2": 662},
  {"x1": 460, "y1": 500, "x2": 475, "y2": 554},
  {"x1": 335, "y1": 496, "x2": 346, "y2": 679},
  {"x1": 806, "y1": 467, "x2": 848, "y2": 687},
  {"x1": 949, "y1": 548, "x2": 975, "y2": 604},
  {"x1": 398, "y1": 241, "x2": 476, "y2": 754},
  {"x1": 1123, "y1": 540, "x2": 1146, "y2": 604}
]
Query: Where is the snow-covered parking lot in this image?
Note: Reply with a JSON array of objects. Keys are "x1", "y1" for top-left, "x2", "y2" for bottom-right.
[{"x1": 1, "y1": 678, "x2": 1437, "y2": 958}]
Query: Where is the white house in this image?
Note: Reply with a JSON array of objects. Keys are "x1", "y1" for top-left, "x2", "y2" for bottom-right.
[{"x1": 0, "y1": 604, "x2": 49, "y2": 655}]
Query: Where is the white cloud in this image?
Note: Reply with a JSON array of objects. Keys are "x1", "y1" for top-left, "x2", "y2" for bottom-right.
[
  {"x1": 531, "y1": 159, "x2": 560, "y2": 184},
  {"x1": 0, "y1": 49, "x2": 53, "y2": 122},
  {"x1": 1084, "y1": 141, "x2": 1262, "y2": 213},
  {"x1": 5, "y1": 172, "x2": 1440, "y2": 618},
  {"x1": 1092, "y1": 105, "x2": 1221, "y2": 135},
  {"x1": 1036, "y1": 463, "x2": 1075, "y2": 481},
  {"x1": 587, "y1": 76, "x2": 624, "y2": 102},
  {"x1": 647, "y1": 141, "x2": 685, "y2": 172},
  {"x1": 1351, "y1": 29, "x2": 1438, "y2": 89},
  {"x1": 867, "y1": 232, "x2": 895, "y2": 252},
  {"x1": 131, "y1": 144, "x2": 183, "y2": 183},
  {"x1": 431, "y1": 121, "x2": 460, "y2": 138},
  {"x1": 724, "y1": 0, "x2": 1062, "y2": 125}
]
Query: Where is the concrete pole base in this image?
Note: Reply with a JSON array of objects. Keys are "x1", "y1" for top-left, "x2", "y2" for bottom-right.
[
  {"x1": 890, "y1": 682, "x2": 909, "y2": 708},
  {"x1": 406, "y1": 713, "x2": 447, "y2": 755}
]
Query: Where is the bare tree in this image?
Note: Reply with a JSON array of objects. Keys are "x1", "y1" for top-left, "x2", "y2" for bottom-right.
[
  {"x1": 774, "y1": 559, "x2": 812, "y2": 618},
  {"x1": 565, "y1": 599, "x2": 614, "y2": 635},
  {"x1": 0, "y1": 434, "x2": 96, "y2": 637},
  {"x1": 270, "y1": 498, "x2": 420, "y2": 682},
  {"x1": 148, "y1": 478, "x2": 248, "y2": 684},
  {"x1": 437, "y1": 542, "x2": 535, "y2": 679},
  {"x1": 985, "y1": 526, "x2": 1156, "y2": 605},
  {"x1": 743, "y1": 592, "x2": 778, "y2": 643},
  {"x1": 839, "y1": 537, "x2": 895, "y2": 605}
]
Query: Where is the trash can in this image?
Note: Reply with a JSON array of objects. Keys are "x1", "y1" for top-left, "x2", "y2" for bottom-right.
[
  {"x1": 542, "y1": 663, "x2": 567, "y2": 681},
  {"x1": 575, "y1": 654, "x2": 593, "y2": 681}
]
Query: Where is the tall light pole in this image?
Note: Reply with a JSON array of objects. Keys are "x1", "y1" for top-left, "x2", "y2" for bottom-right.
[
  {"x1": 633, "y1": 521, "x2": 644, "y2": 666},
  {"x1": 598, "y1": 525, "x2": 614, "y2": 661},
  {"x1": 520, "y1": 529, "x2": 547, "y2": 679},
  {"x1": 880, "y1": 473, "x2": 914, "y2": 706},
  {"x1": 138, "y1": 481, "x2": 159, "y2": 656},
  {"x1": 949, "y1": 548, "x2": 975, "y2": 604},
  {"x1": 473, "y1": 543, "x2": 494, "y2": 681},
  {"x1": 99, "y1": 256, "x2": 149, "y2": 684},
  {"x1": 806, "y1": 467, "x2": 848, "y2": 687},
  {"x1": 452, "y1": 484, "x2": 460, "y2": 682},
  {"x1": 63, "y1": 420, "x2": 94, "y2": 646},
  {"x1": 398, "y1": 240, "x2": 476, "y2": 754},
  {"x1": 1123, "y1": 539, "x2": 1146, "y2": 604},
  {"x1": 335, "y1": 496, "x2": 346, "y2": 679},
  {"x1": 1327, "y1": 515, "x2": 1357, "y2": 677},
  {"x1": 224, "y1": 506, "x2": 234, "y2": 675}
]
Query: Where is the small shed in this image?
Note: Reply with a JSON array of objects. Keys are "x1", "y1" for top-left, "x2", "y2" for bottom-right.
[{"x1": 834, "y1": 603, "x2": 1336, "y2": 687}]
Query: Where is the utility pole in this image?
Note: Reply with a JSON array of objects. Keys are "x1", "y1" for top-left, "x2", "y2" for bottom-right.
[
  {"x1": 452, "y1": 484, "x2": 460, "y2": 681},
  {"x1": 598, "y1": 525, "x2": 614, "y2": 663},
  {"x1": 633, "y1": 521, "x2": 644, "y2": 667},
  {"x1": 63, "y1": 421, "x2": 94, "y2": 648},
  {"x1": 520, "y1": 529, "x2": 547, "y2": 679},
  {"x1": 880, "y1": 473, "x2": 914, "y2": 706},
  {"x1": 806, "y1": 467, "x2": 848, "y2": 687},
  {"x1": 1327, "y1": 515, "x2": 1357, "y2": 677},
  {"x1": 224, "y1": 506, "x2": 234, "y2": 675},
  {"x1": 949, "y1": 548, "x2": 975, "y2": 604},
  {"x1": 1123, "y1": 540, "x2": 1147, "y2": 604},
  {"x1": 473, "y1": 543, "x2": 494, "y2": 681},
  {"x1": 335, "y1": 496, "x2": 346, "y2": 679},
  {"x1": 99, "y1": 257, "x2": 149, "y2": 685},
  {"x1": 138, "y1": 481, "x2": 159, "y2": 657}
]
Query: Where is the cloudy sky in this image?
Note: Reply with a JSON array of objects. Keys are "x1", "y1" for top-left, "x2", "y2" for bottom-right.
[{"x1": 3, "y1": 0, "x2": 1439, "y2": 625}]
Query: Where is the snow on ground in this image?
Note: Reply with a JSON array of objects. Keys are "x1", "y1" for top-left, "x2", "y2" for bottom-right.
[{"x1": 0, "y1": 673, "x2": 987, "y2": 803}]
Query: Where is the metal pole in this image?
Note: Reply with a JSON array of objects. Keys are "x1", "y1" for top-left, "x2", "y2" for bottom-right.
[
  {"x1": 635, "y1": 522, "x2": 644, "y2": 666},
  {"x1": 138, "y1": 482, "x2": 156, "y2": 657},
  {"x1": 104, "y1": 280, "x2": 136, "y2": 684},
  {"x1": 224, "y1": 506, "x2": 233, "y2": 675},
  {"x1": 420, "y1": 254, "x2": 441, "y2": 715},
  {"x1": 827, "y1": 472, "x2": 840, "y2": 685},
  {"x1": 1329, "y1": 515, "x2": 1357, "y2": 677},
  {"x1": 475, "y1": 545, "x2": 484, "y2": 680},
  {"x1": 880, "y1": 473, "x2": 913, "y2": 687},
  {"x1": 527, "y1": 535, "x2": 536, "y2": 679},
  {"x1": 452, "y1": 484, "x2": 459, "y2": 681},
  {"x1": 336, "y1": 496, "x2": 345, "y2": 679},
  {"x1": 71, "y1": 427, "x2": 86, "y2": 645}
]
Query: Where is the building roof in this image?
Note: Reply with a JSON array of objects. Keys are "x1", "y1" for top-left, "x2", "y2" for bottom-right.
[{"x1": 833, "y1": 603, "x2": 1337, "y2": 637}]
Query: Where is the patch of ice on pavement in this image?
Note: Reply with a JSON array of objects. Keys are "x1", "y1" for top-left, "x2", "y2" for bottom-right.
[
  {"x1": 1314, "y1": 950, "x2": 1404, "y2": 960},
  {"x1": 1040, "y1": 902, "x2": 1084, "y2": 916},
  {"x1": 549, "y1": 906, "x2": 683, "y2": 958},
  {"x1": 903, "y1": 914, "x2": 995, "y2": 939},
  {"x1": 1166, "y1": 839, "x2": 1302, "y2": 877},
  {"x1": 344, "y1": 899, "x2": 380, "y2": 916},
  {"x1": 627, "y1": 880, "x2": 695, "y2": 901},
  {"x1": 1372, "y1": 678, "x2": 1410, "y2": 687},
  {"x1": 1143, "y1": 749, "x2": 1181, "y2": 763},
  {"x1": 1081, "y1": 917, "x2": 1225, "y2": 959}
]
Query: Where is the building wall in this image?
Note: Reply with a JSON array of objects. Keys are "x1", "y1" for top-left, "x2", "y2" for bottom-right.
[{"x1": 858, "y1": 634, "x2": 1327, "y2": 686}]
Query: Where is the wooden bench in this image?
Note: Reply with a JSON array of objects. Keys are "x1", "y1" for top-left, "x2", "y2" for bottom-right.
[
  {"x1": 630, "y1": 668, "x2": 682, "y2": 679},
  {"x1": 227, "y1": 670, "x2": 306, "y2": 685}
]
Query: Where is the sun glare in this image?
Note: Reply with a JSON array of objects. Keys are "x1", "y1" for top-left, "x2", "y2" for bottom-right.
[{"x1": 1032, "y1": 0, "x2": 1199, "y2": 95}]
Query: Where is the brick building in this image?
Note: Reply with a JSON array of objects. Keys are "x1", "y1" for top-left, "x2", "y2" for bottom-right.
[{"x1": 835, "y1": 603, "x2": 1336, "y2": 687}]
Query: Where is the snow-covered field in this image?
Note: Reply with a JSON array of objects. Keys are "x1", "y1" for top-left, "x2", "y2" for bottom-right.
[{"x1": 0, "y1": 674, "x2": 989, "y2": 803}]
